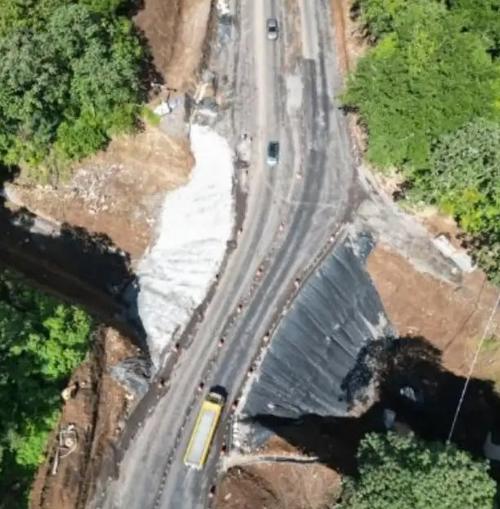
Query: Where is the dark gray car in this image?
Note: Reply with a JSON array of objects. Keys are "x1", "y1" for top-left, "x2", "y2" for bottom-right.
[
  {"x1": 267, "y1": 141, "x2": 279, "y2": 166},
  {"x1": 267, "y1": 18, "x2": 278, "y2": 40}
]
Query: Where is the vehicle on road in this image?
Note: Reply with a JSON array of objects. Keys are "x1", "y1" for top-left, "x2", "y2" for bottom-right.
[
  {"x1": 267, "y1": 141, "x2": 280, "y2": 166},
  {"x1": 266, "y1": 18, "x2": 279, "y2": 40},
  {"x1": 183, "y1": 390, "x2": 225, "y2": 469}
]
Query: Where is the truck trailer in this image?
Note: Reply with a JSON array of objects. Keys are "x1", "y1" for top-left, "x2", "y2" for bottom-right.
[{"x1": 183, "y1": 391, "x2": 225, "y2": 469}]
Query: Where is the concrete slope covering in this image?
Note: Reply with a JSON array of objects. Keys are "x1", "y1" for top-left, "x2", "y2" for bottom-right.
[
  {"x1": 136, "y1": 124, "x2": 234, "y2": 367},
  {"x1": 239, "y1": 234, "x2": 393, "y2": 426}
]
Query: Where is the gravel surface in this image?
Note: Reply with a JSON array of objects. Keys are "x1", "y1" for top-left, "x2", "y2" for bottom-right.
[{"x1": 136, "y1": 124, "x2": 235, "y2": 367}]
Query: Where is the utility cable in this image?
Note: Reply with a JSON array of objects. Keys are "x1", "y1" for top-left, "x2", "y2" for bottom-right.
[{"x1": 447, "y1": 291, "x2": 500, "y2": 444}]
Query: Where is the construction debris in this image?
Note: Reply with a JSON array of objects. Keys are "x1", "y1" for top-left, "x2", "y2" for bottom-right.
[
  {"x1": 51, "y1": 424, "x2": 78, "y2": 476},
  {"x1": 61, "y1": 383, "x2": 79, "y2": 402}
]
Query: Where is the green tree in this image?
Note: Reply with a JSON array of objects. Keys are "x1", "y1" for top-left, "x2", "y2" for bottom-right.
[
  {"x1": 357, "y1": 0, "x2": 409, "y2": 38},
  {"x1": 357, "y1": 0, "x2": 500, "y2": 50},
  {"x1": 0, "y1": 270, "x2": 91, "y2": 507},
  {"x1": 338, "y1": 432, "x2": 497, "y2": 509},
  {"x1": 447, "y1": 0, "x2": 500, "y2": 55},
  {"x1": 0, "y1": 2, "x2": 143, "y2": 174},
  {"x1": 0, "y1": 0, "x2": 130, "y2": 38},
  {"x1": 410, "y1": 120, "x2": 500, "y2": 281},
  {"x1": 344, "y1": 0, "x2": 500, "y2": 169}
]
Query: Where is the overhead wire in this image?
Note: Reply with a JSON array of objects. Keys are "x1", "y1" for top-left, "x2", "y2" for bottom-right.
[{"x1": 447, "y1": 291, "x2": 500, "y2": 444}]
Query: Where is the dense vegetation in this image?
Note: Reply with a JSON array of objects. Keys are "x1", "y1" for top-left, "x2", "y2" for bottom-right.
[
  {"x1": 344, "y1": 0, "x2": 500, "y2": 282},
  {"x1": 338, "y1": 432, "x2": 496, "y2": 509},
  {"x1": 0, "y1": 270, "x2": 91, "y2": 508},
  {"x1": 0, "y1": 0, "x2": 143, "y2": 176}
]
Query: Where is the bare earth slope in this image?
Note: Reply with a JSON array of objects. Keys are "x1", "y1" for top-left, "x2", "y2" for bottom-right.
[{"x1": 9, "y1": 128, "x2": 192, "y2": 259}]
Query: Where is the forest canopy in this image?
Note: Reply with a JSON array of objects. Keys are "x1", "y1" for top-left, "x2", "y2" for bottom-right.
[
  {"x1": 338, "y1": 432, "x2": 496, "y2": 509},
  {"x1": 345, "y1": 0, "x2": 500, "y2": 282},
  {"x1": 0, "y1": 0, "x2": 144, "y2": 172}
]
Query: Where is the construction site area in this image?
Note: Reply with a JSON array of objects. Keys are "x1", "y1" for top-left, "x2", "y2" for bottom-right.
[{"x1": 0, "y1": 1, "x2": 498, "y2": 509}]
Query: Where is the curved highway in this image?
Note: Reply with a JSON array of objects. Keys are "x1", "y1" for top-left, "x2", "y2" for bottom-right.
[{"x1": 90, "y1": 0, "x2": 360, "y2": 507}]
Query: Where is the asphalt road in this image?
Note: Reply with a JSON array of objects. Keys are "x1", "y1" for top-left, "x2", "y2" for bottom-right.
[{"x1": 90, "y1": 0, "x2": 359, "y2": 507}]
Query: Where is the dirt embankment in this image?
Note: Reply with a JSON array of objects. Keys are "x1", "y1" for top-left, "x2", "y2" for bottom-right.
[
  {"x1": 330, "y1": 0, "x2": 369, "y2": 76},
  {"x1": 9, "y1": 129, "x2": 192, "y2": 260},
  {"x1": 30, "y1": 328, "x2": 139, "y2": 509},
  {"x1": 217, "y1": 437, "x2": 341, "y2": 509},
  {"x1": 368, "y1": 245, "x2": 500, "y2": 384},
  {"x1": 134, "y1": 0, "x2": 212, "y2": 91},
  {"x1": 218, "y1": 464, "x2": 340, "y2": 509}
]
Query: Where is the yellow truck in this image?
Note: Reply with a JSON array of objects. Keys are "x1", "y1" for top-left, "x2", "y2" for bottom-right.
[{"x1": 183, "y1": 391, "x2": 225, "y2": 469}]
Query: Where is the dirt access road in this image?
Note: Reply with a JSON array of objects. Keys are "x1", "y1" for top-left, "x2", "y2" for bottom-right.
[{"x1": 89, "y1": 0, "x2": 359, "y2": 508}]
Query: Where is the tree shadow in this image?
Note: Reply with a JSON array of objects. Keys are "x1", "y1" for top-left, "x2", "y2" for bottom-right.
[
  {"x1": 134, "y1": 27, "x2": 165, "y2": 104},
  {"x1": 122, "y1": 0, "x2": 145, "y2": 18},
  {"x1": 253, "y1": 336, "x2": 500, "y2": 478},
  {"x1": 254, "y1": 409, "x2": 384, "y2": 476}
]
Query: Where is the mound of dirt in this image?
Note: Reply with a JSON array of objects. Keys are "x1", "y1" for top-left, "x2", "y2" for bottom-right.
[
  {"x1": 216, "y1": 435, "x2": 341, "y2": 509},
  {"x1": 217, "y1": 463, "x2": 340, "y2": 509}
]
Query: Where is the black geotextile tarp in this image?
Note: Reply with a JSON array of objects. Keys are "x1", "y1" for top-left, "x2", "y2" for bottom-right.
[{"x1": 241, "y1": 233, "x2": 394, "y2": 422}]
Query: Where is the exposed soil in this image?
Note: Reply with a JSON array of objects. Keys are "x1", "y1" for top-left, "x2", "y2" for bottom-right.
[
  {"x1": 367, "y1": 244, "x2": 500, "y2": 382},
  {"x1": 134, "y1": 0, "x2": 211, "y2": 90},
  {"x1": 330, "y1": 0, "x2": 369, "y2": 76},
  {"x1": 8, "y1": 126, "x2": 192, "y2": 260},
  {"x1": 217, "y1": 437, "x2": 341, "y2": 509},
  {"x1": 30, "y1": 327, "x2": 139, "y2": 509},
  {"x1": 217, "y1": 463, "x2": 340, "y2": 509}
]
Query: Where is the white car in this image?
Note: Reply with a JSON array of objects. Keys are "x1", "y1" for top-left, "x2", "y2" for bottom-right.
[{"x1": 267, "y1": 18, "x2": 278, "y2": 40}]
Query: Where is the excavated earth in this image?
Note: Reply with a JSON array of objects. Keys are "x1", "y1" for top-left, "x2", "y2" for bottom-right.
[
  {"x1": 8, "y1": 129, "x2": 193, "y2": 260},
  {"x1": 30, "y1": 328, "x2": 139, "y2": 509}
]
